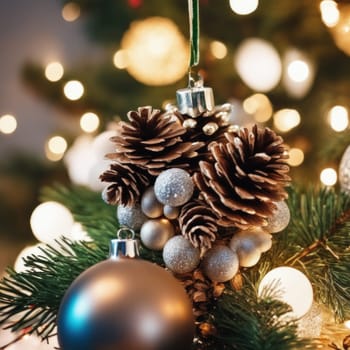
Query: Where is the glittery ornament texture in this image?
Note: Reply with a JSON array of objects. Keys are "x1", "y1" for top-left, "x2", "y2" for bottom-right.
[
  {"x1": 117, "y1": 204, "x2": 147, "y2": 230},
  {"x1": 154, "y1": 168, "x2": 194, "y2": 207},
  {"x1": 265, "y1": 201, "x2": 290, "y2": 233},
  {"x1": 163, "y1": 235, "x2": 200, "y2": 274},
  {"x1": 339, "y1": 145, "x2": 350, "y2": 193}
]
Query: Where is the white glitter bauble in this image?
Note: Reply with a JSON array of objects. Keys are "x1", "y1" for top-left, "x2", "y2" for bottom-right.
[
  {"x1": 117, "y1": 204, "x2": 147, "y2": 230},
  {"x1": 339, "y1": 145, "x2": 350, "y2": 193},
  {"x1": 229, "y1": 231, "x2": 262, "y2": 268},
  {"x1": 163, "y1": 235, "x2": 200, "y2": 274},
  {"x1": 154, "y1": 168, "x2": 194, "y2": 207},
  {"x1": 265, "y1": 201, "x2": 290, "y2": 233},
  {"x1": 202, "y1": 245, "x2": 239, "y2": 282},
  {"x1": 140, "y1": 218, "x2": 175, "y2": 250},
  {"x1": 141, "y1": 187, "x2": 163, "y2": 218}
]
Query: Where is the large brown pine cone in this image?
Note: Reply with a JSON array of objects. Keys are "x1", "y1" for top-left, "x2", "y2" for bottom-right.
[
  {"x1": 106, "y1": 106, "x2": 202, "y2": 176},
  {"x1": 179, "y1": 199, "x2": 218, "y2": 250},
  {"x1": 193, "y1": 125, "x2": 290, "y2": 229},
  {"x1": 100, "y1": 162, "x2": 151, "y2": 206}
]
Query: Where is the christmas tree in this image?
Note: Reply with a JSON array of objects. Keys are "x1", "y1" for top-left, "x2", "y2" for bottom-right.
[{"x1": 1, "y1": 0, "x2": 350, "y2": 349}]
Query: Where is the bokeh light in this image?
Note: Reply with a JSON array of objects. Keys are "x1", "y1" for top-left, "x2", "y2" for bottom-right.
[
  {"x1": 287, "y1": 60, "x2": 310, "y2": 82},
  {"x1": 273, "y1": 109, "x2": 301, "y2": 132},
  {"x1": 113, "y1": 49, "x2": 128, "y2": 69},
  {"x1": 45, "y1": 135, "x2": 68, "y2": 161},
  {"x1": 320, "y1": 168, "x2": 337, "y2": 186},
  {"x1": 287, "y1": 148, "x2": 304, "y2": 167},
  {"x1": 30, "y1": 201, "x2": 74, "y2": 245},
  {"x1": 328, "y1": 105, "x2": 349, "y2": 132},
  {"x1": 121, "y1": 17, "x2": 189, "y2": 85},
  {"x1": 210, "y1": 40, "x2": 227, "y2": 59},
  {"x1": 80, "y1": 112, "x2": 100, "y2": 133},
  {"x1": 229, "y1": 0, "x2": 259, "y2": 15},
  {"x1": 243, "y1": 93, "x2": 273, "y2": 122},
  {"x1": 63, "y1": 80, "x2": 84, "y2": 100},
  {"x1": 283, "y1": 48, "x2": 315, "y2": 98},
  {"x1": 45, "y1": 62, "x2": 64, "y2": 82},
  {"x1": 345, "y1": 320, "x2": 350, "y2": 329},
  {"x1": 234, "y1": 38, "x2": 282, "y2": 92},
  {"x1": 62, "y1": 2, "x2": 81, "y2": 22},
  {"x1": 320, "y1": 0, "x2": 339, "y2": 27},
  {"x1": 0, "y1": 114, "x2": 17, "y2": 134}
]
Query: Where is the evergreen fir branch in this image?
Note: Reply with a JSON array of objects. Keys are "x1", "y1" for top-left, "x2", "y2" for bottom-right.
[
  {"x1": 0, "y1": 238, "x2": 107, "y2": 341},
  {"x1": 253, "y1": 186, "x2": 350, "y2": 322},
  {"x1": 211, "y1": 279, "x2": 313, "y2": 350},
  {"x1": 40, "y1": 184, "x2": 164, "y2": 265},
  {"x1": 40, "y1": 184, "x2": 118, "y2": 245}
]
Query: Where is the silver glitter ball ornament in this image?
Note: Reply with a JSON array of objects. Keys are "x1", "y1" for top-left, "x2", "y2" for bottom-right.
[
  {"x1": 141, "y1": 186, "x2": 163, "y2": 218},
  {"x1": 140, "y1": 218, "x2": 175, "y2": 250},
  {"x1": 265, "y1": 201, "x2": 290, "y2": 233},
  {"x1": 117, "y1": 204, "x2": 147, "y2": 230},
  {"x1": 229, "y1": 230, "x2": 264, "y2": 268},
  {"x1": 339, "y1": 145, "x2": 350, "y2": 193},
  {"x1": 202, "y1": 245, "x2": 239, "y2": 282},
  {"x1": 163, "y1": 205, "x2": 180, "y2": 220},
  {"x1": 154, "y1": 168, "x2": 194, "y2": 207},
  {"x1": 163, "y1": 235, "x2": 200, "y2": 274}
]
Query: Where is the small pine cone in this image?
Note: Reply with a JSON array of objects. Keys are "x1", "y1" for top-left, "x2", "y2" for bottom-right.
[
  {"x1": 177, "y1": 269, "x2": 225, "y2": 319},
  {"x1": 175, "y1": 108, "x2": 231, "y2": 171},
  {"x1": 193, "y1": 125, "x2": 290, "y2": 229},
  {"x1": 100, "y1": 162, "x2": 151, "y2": 206},
  {"x1": 106, "y1": 106, "x2": 202, "y2": 176},
  {"x1": 178, "y1": 199, "x2": 218, "y2": 250}
]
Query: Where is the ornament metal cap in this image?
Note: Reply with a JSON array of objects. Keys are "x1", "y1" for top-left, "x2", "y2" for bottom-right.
[
  {"x1": 109, "y1": 227, "x2": 140, "y2": 259},
  {"x1": 176, "y1": 75, "x2": 214, "y2": 117}
]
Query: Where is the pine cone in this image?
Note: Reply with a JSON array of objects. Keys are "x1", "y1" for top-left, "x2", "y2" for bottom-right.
[
  {"x1": 179, "y1": 199, "x2": 218, "y2": 250},
  {"x1": 178, "y1": 268, "x2": 225, "y2": 319},
  {"x1": 175, "y1": 107, "x2": 231, "y2": 171},
  {"x1": 106, "y1": 106, "x2": 202, "y2": 176},
  {"x1": 193, "y1": 125, "x2": 290, "y2": 229},
  {"x1": 100, "y1": 162, "x2": 151, "y2": 206}
]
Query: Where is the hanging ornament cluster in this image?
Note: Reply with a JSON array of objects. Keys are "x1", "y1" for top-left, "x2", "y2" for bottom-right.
[{"x1": 100, "y1": 80, "x2": 291, "y2": 299}]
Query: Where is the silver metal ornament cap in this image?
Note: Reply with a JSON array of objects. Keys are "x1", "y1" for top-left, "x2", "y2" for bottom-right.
[
  {"x1": 176, "y1": 77, "x2": 215, "y2": 117},
  {"x1": 109, "y1": 227, "x2": 140, "y2": 259}
]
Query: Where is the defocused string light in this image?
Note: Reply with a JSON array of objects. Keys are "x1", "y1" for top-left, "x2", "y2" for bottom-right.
[
  {"x1": 234, "y1": 38, "x2": 282, "y2": 92},
  {"x1": 273, "y1": 109, "x2": 301, "y2": 132},
  {"x1": 229, "y1": 0, "x2": 259, "y2": 15},
  {"x1": 283, "y1": 48, "x2": 315, "y2": 99},
  {"x1": 0, "y1": 114, "x2": 17, "y2": 134},
  {"x1": 210, "y1": 41, "x2": 227, "y2": 59},
  {"x1": 243, "y1": 93, "x2": 273, "y2": 122},
  {"x1": 63, "y1": 80, "x2": 84, "y2": 100},
  {"x1": 45, "y1": 61, "x2": 64, "y2": 82},
  {"x1": 328, "y1": 105, "x2": 349, "y2": 132},
  {"x1": 320, "y1": 167, "x2": 337, "y2": 186},
  {"x1": 287, "y1": 148, "x2": 304, "y2": 167},
  {"x1": 113, "y1": 50, "x2": 128, "y2": 69},
  {"x1": 62, "y1": 2, "x2": 81, "y2": 22},
  {"x1": 287, "y1": 60, "x2": 310, "y2": 83},
  {"x1": 80, "y1": 112, "x2": 100, "y2": 133},
  {"x1": 345, "y1": 320, "x2": 350, "y2": 329},
  {"x1": 121, "y1": 17, "x2": 188, "y2": 85},
  {"x1": 320, "y1": 0, "x2": 339, "y2": 27},
  {"x1": 45, "y1": 135, "x2": 68, "y2": 161}
]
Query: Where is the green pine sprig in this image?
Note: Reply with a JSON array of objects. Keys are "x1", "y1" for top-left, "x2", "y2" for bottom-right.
[{"x1": 0, "y1": 184, "x2": 350, "y2": 348}]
